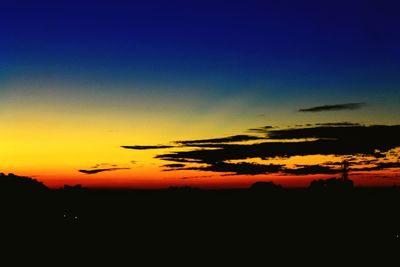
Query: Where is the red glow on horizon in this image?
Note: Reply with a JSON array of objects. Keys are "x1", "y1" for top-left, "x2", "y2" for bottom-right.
[{"x1": 28, "y1": 171, "x2": 400, "y2": 190}]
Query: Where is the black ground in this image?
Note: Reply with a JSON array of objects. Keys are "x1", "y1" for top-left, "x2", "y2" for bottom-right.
[{"x1": 1, "y1": 174, "x2": 399, "y2": 262}]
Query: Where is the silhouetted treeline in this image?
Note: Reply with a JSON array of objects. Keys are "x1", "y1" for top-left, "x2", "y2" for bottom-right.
[
  {"x1": 1, "y1": 173, "x2": 399, "y2": 258},
  {"x1": 0, "y1": 172, "x2": 48, "y2": 193}
]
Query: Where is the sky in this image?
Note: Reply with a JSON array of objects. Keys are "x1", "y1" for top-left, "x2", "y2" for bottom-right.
[{"x1": 1, "y1": 0, "x2": 400, "y2": 188}]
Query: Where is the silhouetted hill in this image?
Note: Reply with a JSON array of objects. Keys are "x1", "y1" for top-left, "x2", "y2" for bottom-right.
[
  {"x1": 250, "y1": 181, "x2": 282, "y2": 191},
  {"x1": 0, "y1": 172, "x2": 48, "y2": 193},
  {"x1": 0, "y1": 174, "x2": 399, "y2": 258}
]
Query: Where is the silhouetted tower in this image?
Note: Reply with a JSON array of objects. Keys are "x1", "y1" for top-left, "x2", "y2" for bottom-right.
[{"x1": 341, "y1": 160, "x2": 349, "y2": 181}]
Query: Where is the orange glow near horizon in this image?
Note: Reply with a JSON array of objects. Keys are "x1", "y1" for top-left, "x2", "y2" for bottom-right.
[
  {"x1": 4, "y1": 167, "x2": 399, "y2": 189},
  {"x1": 2, "y1": 109, "x2": 399, "y2": 189},
  {"x1": 1, "y1": 82, "x2": 399, "y2": 189}
]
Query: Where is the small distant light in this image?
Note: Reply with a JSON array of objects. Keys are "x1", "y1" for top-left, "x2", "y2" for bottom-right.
[
  {"x1": 74, "y1": 216, "x2": 78, "y2": 219},
  {"x1": 396, "y1": 234, "x2": 399, "y2": 238},
  {"x1": 63, "y1": 214, "x2": 67, "y2": 218}
]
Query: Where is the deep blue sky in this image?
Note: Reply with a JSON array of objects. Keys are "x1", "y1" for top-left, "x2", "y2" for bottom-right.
[{"x1": 1, "y1": 0, "x2": 400, "y2": 116}]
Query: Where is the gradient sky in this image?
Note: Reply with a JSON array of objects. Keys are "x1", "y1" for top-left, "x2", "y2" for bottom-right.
[{"x1": 1, "y1": 0, "x2": 400, "y2": 188}]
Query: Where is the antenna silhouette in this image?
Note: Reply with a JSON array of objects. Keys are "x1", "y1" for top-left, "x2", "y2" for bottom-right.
[{"x1": 341, "y1": 160, "x2": 349, "y2": 181}]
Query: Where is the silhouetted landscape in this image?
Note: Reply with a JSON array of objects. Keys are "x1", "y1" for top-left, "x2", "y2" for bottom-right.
[
  {"x1": 3, "y1": 1, "x2": 400, "y2": 262},
  {"x1": 2, "y1": 171, "x2": 399, "y2": 254}
]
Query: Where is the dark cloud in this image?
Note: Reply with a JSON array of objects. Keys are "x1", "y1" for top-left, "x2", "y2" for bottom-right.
[
  {"x1": 299, "y1": 103, "x2": 366, "y2": 112},
  {"x1": 163, "y1": 163, "x2": 186, "y2": 169},
  {"x1": 349, "y1": 159, "x2": 380, "y2": 165},
  {"x1": 180, "y1": 175, "x2": 215, "y2": 180},
  {"x1": 164, "y1": 163, "x2": 186, "y2": 168},
  {"x1": 352, "y1": 162, "x2": 400, "y2": 171},
  {"x1": 183, "y1": 162, "x2": 284, "y2": 175},
  {"x1": 91, "y1": 163, "x2": 119, "y2": 169},
  {"x1": 315, "y1": 122, "x2": 362, "y2": 126},
  {"x1": 163, "y1": 161, "x2": 340, "y2": 176},
  {"x1": 175, "y1": 135, "x2": 264, "y2": 145},
  {"x1": 284, "y1": 165, "x2": 341, "y2": 175},
  {"x1": 122, "y1": 136, "x2": 264, "y2": 151},
  {"x1": 156, "y1": 129, "x2": 399, "y2": 164},
  {"x1": 79, "y1": 168, "x2": 130, "y2": 175},
  {"x1": 121, "y1": 145, "x2": 174, "y2": 150},
  {"x1": 322, "y1": 161, "x2": 346, "y2": 166},
  {"x1": 157, "y1": 157, "x2": 203, "y2": 163},
  {"x1": 125, "y1": 123, "x2": 400, "y2": 176},
  {"x1": 156, "y1": 142, "x2": 319, "y2": 164},
  {"x1": 266, "y1": 125, "x2": 400, "y2": 150},
  {"x1": 248, "y1": 126, "x2": 274, "y2": 133}
]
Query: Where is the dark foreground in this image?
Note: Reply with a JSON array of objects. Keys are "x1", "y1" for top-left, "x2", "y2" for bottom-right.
[{"x1": 2, "y1": 185, "x2": 400, "y2": 259}]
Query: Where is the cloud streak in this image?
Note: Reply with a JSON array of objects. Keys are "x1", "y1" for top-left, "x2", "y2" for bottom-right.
[
  {"x1": 299, "y1": 103, "x2": 366, "y2": 112},
  {"x1": 79, "y1": 168, "x2": 130, "y2": 175},
  {"x1": 175, "y1": 135, "x2": 264, "y2": 145},
  {"x1": 121, "y1": 145, "x2": 174, "y2": 150},
  {"x1": 124, "y1": 123, "x2": 400, "y2": 176}
]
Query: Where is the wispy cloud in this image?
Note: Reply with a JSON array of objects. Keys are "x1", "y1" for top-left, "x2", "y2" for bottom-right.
[
  {"x1": 121, "y1": 145, "x2": 174, "y2": 150},
  {"x1": 91, "y1": 163, "x2": 118, "y2": 169},
  {"x1": 175, "y1": 135, "x2": 264, "y2": 145},
  {"x1": 79, "y1": 168, "x2": 130, "y2": 175},
  {"x1": 299, "y1": 103, "x2": 366, "y2": 112},
  {"x1": 163, "y1": 163, "x2": 186, "y2": 168},
  {"x1": 248, "y1": 125, "x2": 274, "y2": 133},
  {"x1": 284, "y1": 165, "x2": 341, "y2": 175},
  {"x1": 315, "y1": 122, "x2": 362, "y2": 126},
  {"x1": 121, "y1": 135, "x2": 263, "y2": 151}
]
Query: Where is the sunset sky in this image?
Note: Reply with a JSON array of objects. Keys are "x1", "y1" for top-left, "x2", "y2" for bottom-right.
[{"x1": 1, "y1": 1, "x2": 399, "y2": 188}]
